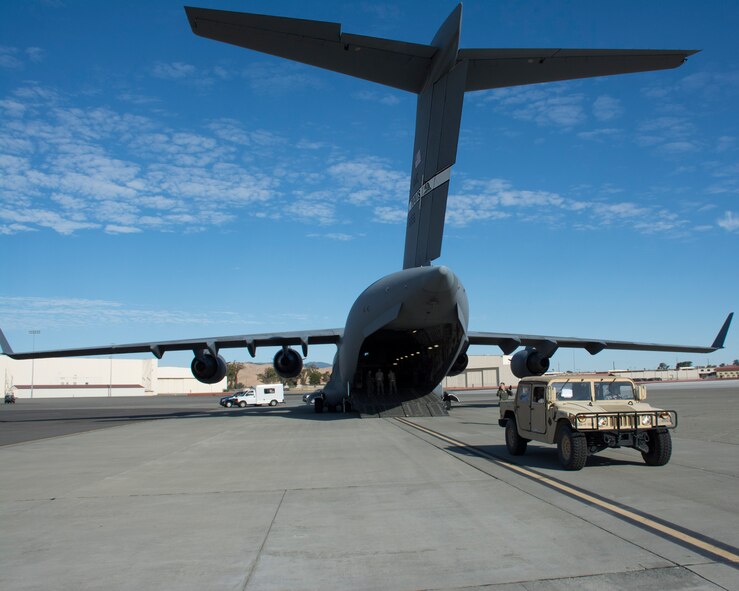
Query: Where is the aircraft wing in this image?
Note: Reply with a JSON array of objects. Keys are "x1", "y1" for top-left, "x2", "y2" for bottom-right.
[
  {"x1": 468, "y1": 313, "x2": 733, "y2": 356},
  {"x1": 0, "y1": 328, "x2": 343, "y2": 361},
  {"x1": 461, "y1": 48, "x2": 699, "y2": 91}
]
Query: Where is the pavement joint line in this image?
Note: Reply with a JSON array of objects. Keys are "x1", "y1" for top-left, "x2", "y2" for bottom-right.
[
  {"x1": 395, "y1": 417, "x2": 739, "y2": 567},
  {"x1": 423, "y1": 565, "x2": 714, "y2": 591},
  {"x1": 241, "y1": 489, "x2": 286, "y2": 591}
]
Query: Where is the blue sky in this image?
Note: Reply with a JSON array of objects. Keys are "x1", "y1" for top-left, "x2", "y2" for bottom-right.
[{"x1": 1, "y1": 0, "x2": 737, "y2": 372}]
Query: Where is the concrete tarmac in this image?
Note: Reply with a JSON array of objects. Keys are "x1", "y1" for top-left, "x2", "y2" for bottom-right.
[{"x1": 1, "y1": 382, "x2": 737, "y2": 590}]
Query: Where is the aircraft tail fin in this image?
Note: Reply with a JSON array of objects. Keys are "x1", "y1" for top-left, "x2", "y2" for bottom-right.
[
  {"x1": 403, "y1": 5, "x2": 464, "y2": 268},
  {"x1": 186, "y1": 4, "x2": 698, "y2": 269}
]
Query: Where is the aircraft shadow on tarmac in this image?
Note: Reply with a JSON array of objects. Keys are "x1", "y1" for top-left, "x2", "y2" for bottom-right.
[
  {"x1": 2, "y1": 403, "x2": 357, "y2": 427},
  {"x1": 449, "y1": 444, "x2": 648, "y2": 471}
]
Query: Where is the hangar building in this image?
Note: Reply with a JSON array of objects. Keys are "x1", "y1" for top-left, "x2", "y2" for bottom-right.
[
  {"x1": 2, "y1": 354, "x2": 515, "y2": 398},
  {"x1": 1, "y1": 356, "x2": 226, "y2": 398}
]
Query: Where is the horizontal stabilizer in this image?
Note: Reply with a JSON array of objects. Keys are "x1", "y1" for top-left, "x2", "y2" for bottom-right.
[
  {"x1": 185, "y1": 7, "x2": 434, "y2": 93},
  {"x1": 461, "y1": 48, "x2": 699, "y2": 92}
]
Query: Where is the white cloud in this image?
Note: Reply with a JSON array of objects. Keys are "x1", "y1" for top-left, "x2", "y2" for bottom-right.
[
  {"x1": 374, "y1": 206, "x2": 406, "y2": 223},
  {"x1": 0, "y1": 296, "x2": 251, "y2": 330},
  {"x1": 577, "y1": 128, "x2": 621, "y2": 141},
  {"x1": 0, "y1": 86, "x2": 289, "y2": 235},
  {"x1": 477, "y1": 84, "x2": 587, "y2": 128},
  {"x1": 286, "y1": 200, "x2": 336, "y2": 225},
  {"x1": 105, "y1": 224, "x2": 142, "y2": 234},
  {"x1": 716, "y1": 136, "x2": 735, "y2": 153},
  {"x1": 240, "y1": 62, "x2": 324, "y2": 93},
  {"x1": 636, "y1": 116, "x2": 700, "y2": 154},
  {"x1": 0, "y1": 47, "x2": 23, "y2": 69},
  {"x1": 308, "y1": 232, "x2": 355, "y2": 241},
  {"x1": 717, "y1": 211, "x2": 739, "y2": 232},
  {"x1": 592, "y1": 95, "x2": 622, "y2": 121},
  {"x1": 25, "y1": 47, "x2": 44, "y2": 63},
  {"x1": 151, "y1": 61, "x2": 196, "y2": 80},
  {"x1": 446, "y1": 176, "x2": 695, "y2": 236},
  {"x1": 353, "y1": 89, "x2": 401, "y2": 105},
  {"x1": 328, "y1": 157, "x2": 407, "y2": 205}
]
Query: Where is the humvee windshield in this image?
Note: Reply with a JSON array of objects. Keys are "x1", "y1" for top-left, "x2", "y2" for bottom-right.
[
  {"x1": 594, "y1": 381, "x2": 634, "y2": 401},
  {"x1": 554, "y1": 382, "x2": 591, "y2": 401}
]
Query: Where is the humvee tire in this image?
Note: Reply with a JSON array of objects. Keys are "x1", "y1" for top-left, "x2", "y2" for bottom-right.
[
  {"x1": 641, "y1": 428, "x2": 672, "y2": 466},
  {"x1": 505, "y1": 417, "x2": 528, "y2": 456},
  {"x1": 557, "y1": 423, "x2": 587, "y2": 471}
]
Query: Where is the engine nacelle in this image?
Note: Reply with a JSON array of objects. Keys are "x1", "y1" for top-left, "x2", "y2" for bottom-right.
[
  {"x1": 273, "y1": 347, "x2": 303, "y2": 379},
  {"x1": 191, "y1": 353, "x2": 227, "y2": 384},
  {"x1": 447, "y1": 352, "x2": 469, "y2": 376},
  {"x1": 511, "y1": 347, "x2": 550, "y2": 379}
]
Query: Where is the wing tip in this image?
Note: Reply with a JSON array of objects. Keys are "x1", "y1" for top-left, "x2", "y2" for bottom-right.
[
  {"x1": 711, "y1": 312, "x2": 733, "y2": 350},
  {"x1": 0, "y1": 328, "x2": 14, "y2": 356}
]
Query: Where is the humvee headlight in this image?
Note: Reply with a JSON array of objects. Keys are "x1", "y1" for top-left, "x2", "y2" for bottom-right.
[
  {"x1": 640, "y1": 415, "x2": 652, "y2": 426},
  {"x1": 577, "y1": 416, "x2": 586, "y2": 423},
  {"x1": 597, "y1": 417, "x2": 609, "y2": 427}
]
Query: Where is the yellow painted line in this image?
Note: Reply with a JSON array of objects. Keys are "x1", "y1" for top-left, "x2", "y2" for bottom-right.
[{"x1": 396, "y1": 417, "x2": 739, "y2": 565}]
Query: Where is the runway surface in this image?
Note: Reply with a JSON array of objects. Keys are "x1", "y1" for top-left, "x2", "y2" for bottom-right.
[{"x1": 1, "y1": 382, "x2": 737, "y2": 590}]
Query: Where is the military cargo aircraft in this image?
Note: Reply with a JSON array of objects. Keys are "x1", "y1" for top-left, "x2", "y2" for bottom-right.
[{"x1": 0, "y1": 5, "x2": 733, "y2": 415}]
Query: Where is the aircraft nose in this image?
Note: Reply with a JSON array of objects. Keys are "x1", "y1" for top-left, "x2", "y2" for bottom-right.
[{"x1": 424, "y1": 265, "x2": 455, "y2": 293}]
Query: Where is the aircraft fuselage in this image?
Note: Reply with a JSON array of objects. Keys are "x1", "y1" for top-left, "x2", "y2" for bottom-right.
[{"x1": 322, "y1": 265, "x2": 468, "y2": 406}]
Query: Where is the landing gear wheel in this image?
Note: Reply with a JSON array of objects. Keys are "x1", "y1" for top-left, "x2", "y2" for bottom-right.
[
  {"x1": 239, "y1": 401, "x2": 246, "y2": 408},
  {"x1": 328, "y1": 404, "x2": 337, "y2": 413},
  {"x1": 269, "y1": 400, "x2": 277, "y2": 406},
  {"x1": 505, "y1": 417, "x2": 528, "y2": 456},
  {"x1": 314, "y1": 397, "x2": 324, "y2": 414},
  {"x1": 641, "y1": 428, "x2": 672, "y2": 466},
  {"x1": 557, "y1": 424, "x2": 587, "y2": 470}
]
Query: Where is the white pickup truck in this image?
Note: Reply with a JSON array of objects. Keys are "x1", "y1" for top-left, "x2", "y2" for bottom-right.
[{"x1": 220, "y1": 384, "x2": 285, "y2": 408}]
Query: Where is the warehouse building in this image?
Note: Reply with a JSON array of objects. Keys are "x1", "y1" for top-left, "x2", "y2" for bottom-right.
[
  {"x1": 1, "y1": 356, "x2": 226, "y2": 398},
  {"x1": 2, "y1": 354, "x2": 513, "y2": 398}
]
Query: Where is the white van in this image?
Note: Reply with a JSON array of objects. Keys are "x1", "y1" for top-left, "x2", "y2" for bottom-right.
[{"x1": 233, "y1": 384, "x2": 284, "y2": 407}]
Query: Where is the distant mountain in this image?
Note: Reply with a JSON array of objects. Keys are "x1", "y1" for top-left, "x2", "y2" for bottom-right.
[{"x1": 308, "y1": 361, "x2": 332, "y2": 369}]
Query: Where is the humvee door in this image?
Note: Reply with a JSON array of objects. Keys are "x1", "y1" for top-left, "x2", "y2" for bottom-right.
[{"x1": 517, "y1": 382, "x2": 547, "y2": 434}]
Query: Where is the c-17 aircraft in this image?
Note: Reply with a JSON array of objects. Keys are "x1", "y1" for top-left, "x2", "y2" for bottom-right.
[{"x1": 0, "y1": 4, "x2": 733, "y2": 416}]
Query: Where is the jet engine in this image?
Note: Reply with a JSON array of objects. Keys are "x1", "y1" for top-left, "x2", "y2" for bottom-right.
[
  {"x1": 447, "y1": 352, "x2": 468, "y2": 376},
  {"x1": 273, "y1": 347, "x2": 303, "y2": 379},
  {"x1": 191, "y1": 352, "x2": 227, "y2": 384},
  {"x1": 511, "y1": 347, "x2": 550, "y2": 378}
]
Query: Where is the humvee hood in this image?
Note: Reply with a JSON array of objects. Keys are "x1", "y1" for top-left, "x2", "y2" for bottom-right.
[
  {"x1": 586, "y1": 402, "x2": 651, "y2": 413},
  {"x1": 561, "y1": 402, "x2": 593, "y2": 414}
]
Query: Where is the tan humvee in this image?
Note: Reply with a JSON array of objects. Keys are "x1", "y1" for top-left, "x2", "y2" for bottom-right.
[{"x1": 498, "y1": 374, "x2": 676, "y2": 470}]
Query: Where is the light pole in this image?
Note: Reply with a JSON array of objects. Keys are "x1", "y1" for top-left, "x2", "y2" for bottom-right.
[
  {"x1": 28, "y1": 330, "x2": 40, "y2": 399},
  {"x1": 108, "y1": 348, "x2": 113, "y2": 398}
]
